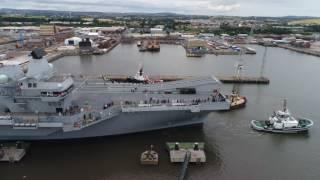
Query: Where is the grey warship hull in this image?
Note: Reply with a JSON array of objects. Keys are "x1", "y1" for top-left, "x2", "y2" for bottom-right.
[
  {"x1": 0, "y1": 110, "x2": 208, "y2": 140},
  {"x1": 0, "y1": 49, "x2": 230, "y2": 141}
]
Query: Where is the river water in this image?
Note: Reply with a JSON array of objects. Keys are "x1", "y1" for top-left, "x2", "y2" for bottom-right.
[{"x1": 2, "y1": 44, "x2": 320, "y2": 180}]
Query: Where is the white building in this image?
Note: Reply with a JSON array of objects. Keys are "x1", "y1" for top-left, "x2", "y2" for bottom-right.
[
  {"x1": 150, "y1": 28, "x2": 164, "y2": 34},
  {"x1": 64, "y1": 37, "x2": 82, "y2": 46}
]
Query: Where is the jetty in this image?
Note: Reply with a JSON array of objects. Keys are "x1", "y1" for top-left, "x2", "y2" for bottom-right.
[
  {"x1": 167, "y1": 142, "x2": 206, "y2": 180},
  {"x1": 0, "y1": 142, "x2": 28, "y2": 162},
  {"x1": 278, "y1": 44, "x2": 320, "y2": 57},
  {"x1": 207, "y1": 49, "x2": 240, "y2": 55},
  {"x1": 99, "y1": 74, "x2": 270, "y2": 85},
  {"x1": 167, "y1": 142, "x2": 206, "y2": 163},
  {"x1": 216, "y1": 76, "x2": 270, "y2": 84}
]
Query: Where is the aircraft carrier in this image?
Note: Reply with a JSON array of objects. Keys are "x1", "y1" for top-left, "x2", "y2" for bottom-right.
[{"x1": 0, "y1": 49, "x2": 230, "y2": 140}]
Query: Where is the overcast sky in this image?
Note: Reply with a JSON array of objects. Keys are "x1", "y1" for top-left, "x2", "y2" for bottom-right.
[{"x1": 0, "y1": 0, "x2": 319, "y2": 17}]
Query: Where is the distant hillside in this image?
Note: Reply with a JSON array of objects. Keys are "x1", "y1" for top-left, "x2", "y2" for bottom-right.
[
  {"x1": 0, "y1": 8, "x2": 318, "y2": 20},
  {"x1": 0, "y1": 8, "x2": 202, "y2": 19},
  {"x1": 289, "y1": 18, "x2": 320, "y2": 25}
]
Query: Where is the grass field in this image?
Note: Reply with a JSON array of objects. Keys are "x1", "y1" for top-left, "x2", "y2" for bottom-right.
[{"x1": 289, "y1": 18, "x2": 320, "y2": 25}]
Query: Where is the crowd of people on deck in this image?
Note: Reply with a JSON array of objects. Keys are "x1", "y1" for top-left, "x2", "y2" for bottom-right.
[{"x1": 121, "y1": 93, "x2": 226, "y2": 107}]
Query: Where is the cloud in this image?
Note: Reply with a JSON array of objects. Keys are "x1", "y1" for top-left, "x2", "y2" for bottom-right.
[
  {"x1": 0, "y1": 0, "x2": 240, "y2": 14},
  {"x1": 0, "y1": 0, "x2": 319, "y2": 16}
]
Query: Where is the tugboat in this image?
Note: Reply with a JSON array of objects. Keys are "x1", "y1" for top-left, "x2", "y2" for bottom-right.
[
  {"x1": 126, "y1": 66, "x2": 149, "y2": 84},
  {"x1": 229, "y1": 63, "x2": 247, "y2": 110},
  {"x1": 229, "y1": 93, "x2": 247, "y2": 110},
  {"x1": 251, "y1": 100, "x2": 314, "y2": 133}
]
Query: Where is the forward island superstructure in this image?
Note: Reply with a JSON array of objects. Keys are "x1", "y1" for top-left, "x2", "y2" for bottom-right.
[{"x1": 0, "y1": 49, "x2": 230, "y2": 140}]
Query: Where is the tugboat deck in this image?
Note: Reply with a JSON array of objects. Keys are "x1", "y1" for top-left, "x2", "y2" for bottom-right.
[{"x1": 251, "y1": 118, "x2": 314, "y2": 134}]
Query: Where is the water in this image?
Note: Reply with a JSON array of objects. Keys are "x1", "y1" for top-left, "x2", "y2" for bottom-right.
[{"x1": 2, "y1": 44, "x2": 320, "y2": 180}]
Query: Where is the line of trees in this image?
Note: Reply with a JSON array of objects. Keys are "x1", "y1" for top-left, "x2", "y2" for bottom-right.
[{"x1": 0, "y1": 16, "x2": 47, "y2": 23}]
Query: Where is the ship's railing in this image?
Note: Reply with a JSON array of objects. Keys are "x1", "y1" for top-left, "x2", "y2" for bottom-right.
[
  {"x1": 0, "y1": 113, "x2": 65, "y2": 128},
  {"x1": 121, "y1": 94, "x2": 226, "y2": 109},
  {"x1": 62, "y1": 105, "x2": 121, "y2": 132},
  {"x1": 11, "y1": 117, "x2": 38, "y2": 129},
  {"x1": 121, "y1": 94, "x2": 229, "y2": 112},
  {"x1": 0, "y1": 115, "x2": 13, "y2": 126},
  {"x1": 121, "y1": 103, "x2": 201, "y2": 113}
]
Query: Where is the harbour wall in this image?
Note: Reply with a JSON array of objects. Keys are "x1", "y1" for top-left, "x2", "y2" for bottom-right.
[{"x1": 277, "y1": 44, "x2": 320, "y2": 57}]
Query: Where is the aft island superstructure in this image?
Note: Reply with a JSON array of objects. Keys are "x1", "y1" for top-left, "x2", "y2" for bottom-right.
[{"x1": 0, "y1": 49, "x2": 230, "y2": 140}]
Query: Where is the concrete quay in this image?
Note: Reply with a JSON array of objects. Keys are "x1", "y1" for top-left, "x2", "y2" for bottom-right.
[
  {"x1": 277, "y1": 44, "x2": 320, "y2": 57},
  {"x1": 46, "y1": 51, "x2": 77, "y2": 62},
  {"x1": 83, "y1": 74, "x2": 270, "y2": 85},
  {"x1": 207, "y1": 49, "x2": 240, "y2": 55},
  {"x1": 217, "y1": 76, "x2": 270, "y2": 84},
  {"x1": 0, "y1": 147, "x2": 26, "y2": 162},
  {"x1": 45, "y1": 41, "x2": 120, "y2": 62},
  {"x1": 0, "y1": 142, "x2": 29, "y2": 163}
]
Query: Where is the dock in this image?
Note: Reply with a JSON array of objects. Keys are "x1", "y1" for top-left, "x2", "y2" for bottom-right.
[
  {"x1": 0, "y1": 148, "x2": 25, "y2": 162},
  {"x1": 99, "y1": 74, "x2": 270, "y2": 85},
  {"x1": 79, "y1": 74, "x2": 270, "y2": 85},
  {"x1": 45, "y1": 50, "x2": 78, "y2": 62},
  {"x1": 167, "y1": 142, "x2": 206, "y2": 163},
  {"x1": 216, "y1": 76, "x2": 270, "y2": 84},
  {"x1": 277, "y1": 44, "x2": 320, "y2": 57},
  {"x1": 167, "y1": 142, "x2": 206, "y2": 180},
  {"x1": 0, "y1": 142, "x2": 28, "y2": 162},
  {"x1": 207, "y1": 49, "x2": 240, "y2": 55},
  {"x1": 44, "y1": 40, "x2": 120, "y2": 62}
]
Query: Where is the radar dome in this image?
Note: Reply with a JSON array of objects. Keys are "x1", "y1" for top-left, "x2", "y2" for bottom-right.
[{"x1": 0, "y1": 74, "x2": 9, "y2": 84}]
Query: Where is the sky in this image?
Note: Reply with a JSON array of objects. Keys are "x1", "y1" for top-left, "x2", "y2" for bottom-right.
[{"x1": 0, "y1": 0, "x2": 319, "y2": 17}]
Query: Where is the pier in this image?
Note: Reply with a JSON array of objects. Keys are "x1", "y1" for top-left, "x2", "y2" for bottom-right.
[
  {"x1": 0, "y1": 147, "x2": 26, "y2": 162},
  {"x1": 167, "y1": 142, "x2": 206, "y2": 180},
  {"x1": 46, "y1": 51, "x2": 74, "y2": 62},
  {"x1": 277, "y1": 44, "x2": 320, "y2": 57},
  {"x1": 44, "y1": 40, "x2": 120, "y2": 62},
  {"x1": 121, "y1": 36, "x2": 184, "y2": 45},
  {"x1": 207, "y1": 49, "x2": 241, "y2": 55},
  {"x1": 99, "y1": 74, "x2": 270, "y2": 85},
  {"x1": 0, "y1": 142, "x2": 28, "y2": 162},
  {"x1": 216, "y1": 76, "x2": 270, "y2": 84}
]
